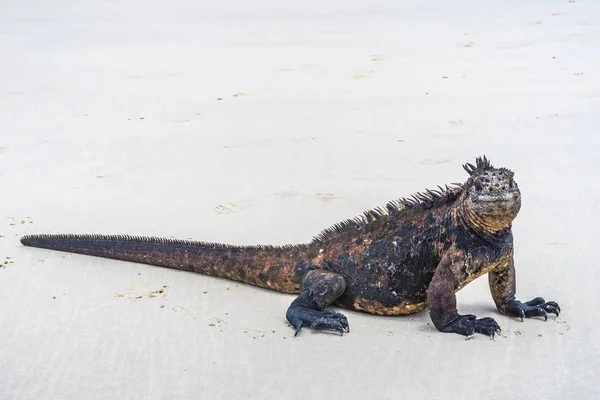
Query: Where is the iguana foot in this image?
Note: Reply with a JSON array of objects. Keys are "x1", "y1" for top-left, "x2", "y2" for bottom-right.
[
  {"x1": 287, "y1": 306, "x2": 349, "y2": 336},
  {"x1": 286, "y1": 270, "x2": 348, "y2": 336},
  {"x1": 442, "y1": 314, "x2": 501, "y2": 338},
  {"x1": 506, "y1": 297, "x2": 560, "y2": 321}
]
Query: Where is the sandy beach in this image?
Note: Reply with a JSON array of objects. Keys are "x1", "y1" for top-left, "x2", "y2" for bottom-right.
[{"x1": 1, "y1": 0, "x2": 599, "y2": 399}]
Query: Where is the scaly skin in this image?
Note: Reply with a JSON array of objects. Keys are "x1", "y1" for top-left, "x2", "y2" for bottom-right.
[{"x1": 20, "y1": 156, "x2": 560, "y2": 338}]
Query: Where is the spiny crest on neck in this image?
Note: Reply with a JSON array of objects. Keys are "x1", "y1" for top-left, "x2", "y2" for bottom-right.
[
  {"x1": 462, "y1": 155, "x2": 514, "y2": 184},
  {"x1": 311, "y1": 182, "x2": 464, "y2": 244},
  {"x1": 312, "y1": 155, "x2": 496, "y2": 244},
  {"x1": 463, "y1": 155, "x2": 493, "y2": 175}
]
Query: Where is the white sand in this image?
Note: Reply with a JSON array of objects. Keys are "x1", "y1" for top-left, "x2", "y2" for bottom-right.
[{"x1": 1, "y1": 0, "x2": 599, "y2": 399}]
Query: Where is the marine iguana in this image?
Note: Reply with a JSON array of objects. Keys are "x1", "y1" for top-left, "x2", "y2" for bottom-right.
[{"x1": 21, "y1": 156, "x2": 560, "y2": 338}]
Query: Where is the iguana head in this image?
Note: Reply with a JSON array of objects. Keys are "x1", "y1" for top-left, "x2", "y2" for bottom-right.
[{"x1": 462, "y1": 156, "x2": 521, "y2": 232}]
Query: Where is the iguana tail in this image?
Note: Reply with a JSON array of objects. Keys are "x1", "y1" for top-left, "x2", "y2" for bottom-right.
[{"x1": 21, "y1": 234, "x2": 317, "y2": 293}]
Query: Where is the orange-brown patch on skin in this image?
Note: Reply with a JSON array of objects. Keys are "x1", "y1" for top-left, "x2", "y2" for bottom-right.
[
  {"x1": 454, "y1": 260, "x2": 494, "y2": 291},
  {"x1": 448, "y1": 248, "x2": 513, "y2": 292},
  {"x1": 488, "y1": 249, "x2": 517, "y2": 314},
  {"x1": 193, "y1": 246, "x2": 318, "y2": 294},
  {"x1": 351, "y1": 297, "x2": 427, "y2": 315}
]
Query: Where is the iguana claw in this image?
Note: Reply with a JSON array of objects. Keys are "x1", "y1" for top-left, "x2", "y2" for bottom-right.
[
  {"x1": 288, "y1": 307, "x2": 349, "y2": 337},
  {"x1": 442, "y1": 314, "x2": 501, "y2": 338},
  {"x1": 507, "y1": 298, "x2": 560, "y2": 321}
]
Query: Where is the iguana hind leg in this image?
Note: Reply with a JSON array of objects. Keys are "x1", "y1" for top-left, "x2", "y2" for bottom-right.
[{"x1": 286, "y1": 269, "x2": 348, "y2": 336}]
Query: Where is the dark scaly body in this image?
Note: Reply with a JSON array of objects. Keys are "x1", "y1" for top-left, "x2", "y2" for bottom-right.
[
  {"x1": 315, "y1": 204, "x2": 512, "y2": 316},
  {"x1": 21, "y1": 156, "x2": 560, "y2": 337}
]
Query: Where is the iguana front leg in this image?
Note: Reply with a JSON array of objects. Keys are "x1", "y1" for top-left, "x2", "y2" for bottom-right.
[
  {"x1": 428, "y1": 253, "x2": 501, "y2": 338},
  {"x1": 286, "y1": 269, "x2": 349, "y2": 336},
  {"x1": 489, "y1": 250, "x2": 560, "y2": 321}
]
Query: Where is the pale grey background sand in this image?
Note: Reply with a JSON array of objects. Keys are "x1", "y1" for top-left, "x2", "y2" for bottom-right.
[{"x1": 1, "y1": 0, "x2": 599, "y2": 399}]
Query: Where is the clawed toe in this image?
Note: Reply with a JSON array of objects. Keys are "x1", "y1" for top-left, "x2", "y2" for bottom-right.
[
  {"x1": 442, "y1": 314, "x2": 501, "y2": 338},
  {"x1": 476, "y1": 317, "x2": 501, "y2": 338},
  {"x1": 507, "y1": 298, "x2": 561, "y2": 321},
  {"x1": 318, "y1": 314, "x2": 348, "y2": 335},
  {"x1": 526, "y1": 306, "x2": 548, "y2": 321},
  {"x1": 287, "y1": 306, "x2": 350, "y2": 337},
  {"x1": 524, "y1": 297, "x2": 546, "y2": 307},
  {"x1": 543, "y1": 301, "x2": 561, "y2": 316}
]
